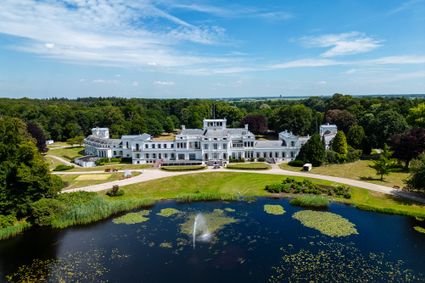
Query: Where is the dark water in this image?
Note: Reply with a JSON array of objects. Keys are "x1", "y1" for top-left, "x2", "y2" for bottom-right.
[{"x1": 0, "y1": 198, "x2": 424, "y2": 282}]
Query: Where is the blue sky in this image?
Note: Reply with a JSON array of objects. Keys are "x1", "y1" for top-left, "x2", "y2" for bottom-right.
[{"x1": 0, "y1": 0, "x2": 424, "y2": 98}]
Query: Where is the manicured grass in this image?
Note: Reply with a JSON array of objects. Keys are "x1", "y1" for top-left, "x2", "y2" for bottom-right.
[
  {"x1": 68, "y1": 163, "x2": 153, "y2": 172},
  {"x1": 161, "y1": 165, "x2": 206, "y2": 171},
  {"x1": 290, "y1": 195, "x2": 329, "y2": 208},
  {"x1": 47, "y1": 141, "x2": 70, "y2": 148},
  {"x1": 47, "y1": 146, "x2": 84, "y2": 161},
  {"x1": 226, "y1": 162, "x2": 271, "y2": 170},
  {"x1": 59, "y1": 172, "x2": 141, "y2": 189},
  {"x1": 45, "y1": 156, "x2": 65, "y2": 170},
  {"x1": 279, "y1": 160, "x2": 409, "y2": 188},
  {"x1": 112, "y1": 172, "x2": 425, "y2": 218}
]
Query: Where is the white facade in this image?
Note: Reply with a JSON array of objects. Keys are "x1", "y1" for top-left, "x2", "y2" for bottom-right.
[{"x1": 84, "y1": 119, "x2": 336, "y2": 165}]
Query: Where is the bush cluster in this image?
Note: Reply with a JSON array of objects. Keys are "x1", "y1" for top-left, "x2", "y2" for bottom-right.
[
  {"x1": 106, "y1": 185, "x2": 125, "y2": 197},
  {"x1": 0, "y1": 214, "x2": 17, "y2": 229},
  {"x1": 53, "y1": 164, "x2": 74, "y2": 171},
  {"x1": 257, "y1": 157, "x2": 266, "y2": 162},
  {"x1": 265, "y1": 178, "x2": 351, "y2": 199},
  {"x1": 287, "y1": 159, "x2": 304, "y2": 167},
  {"x1": 229, "y1": 157, "x2": 245, "y2": 163},
  {"x1": 161, "y1": 165, "x2": 206, "y2": 171}
]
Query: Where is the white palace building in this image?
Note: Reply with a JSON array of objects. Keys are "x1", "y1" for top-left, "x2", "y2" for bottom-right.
[{"x1": 83, "y1": 118, "x2": 337, "y2": 166}]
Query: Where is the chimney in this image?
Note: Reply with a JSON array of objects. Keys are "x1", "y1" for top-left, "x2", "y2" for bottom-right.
[
  {"x1": 182, "y1": 125, "x2": 186, "y2": 130},
  {"x1": 245, "y1": 124, "x2": 249, "y2": 130}
]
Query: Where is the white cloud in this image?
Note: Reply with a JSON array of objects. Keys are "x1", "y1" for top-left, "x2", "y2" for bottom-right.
[
  {"x1": 153, "y1": 80, "x2": 175, "y2": 86},
  {"x1": 92, "y1": 79, "x2": 119, "y2": 84},
  {"x1": 0, "y1": 0, "x2": 232, "y2": 69},
  {"x1": 301, "y1": 32, "x2": 381, "y2": 57}
]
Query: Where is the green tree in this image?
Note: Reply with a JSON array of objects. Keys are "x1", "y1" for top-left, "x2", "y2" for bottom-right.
[
  {"x1": 0, "y1": 117, "x2": 62, "y2": 216},
  {"x1": 297, "y1": 134, "x2": 326, "y2": 167},
  {"x1": 406, "y1": 152, "x2": 425, "y2": 191},
  {"x1": 332, "y1": 131, "x2": 348, "y2": 156},
  {"x1": 66, "y1": 136, "x2": 84, "y2": 147},
  {"x1": 375, "y1": 110, "x2": 408, "y2": 147},
  {"x1": 347, "y1": 125, "x2": 365, "y2": 149},
  {"x1": 407, "y1": 103, "x2": 425, "y2": 127},
  {"x1": 272, "y1": 104, "x2": 314, "y2": 136},
  {"x1": 370, "y1": 144, "x2": 393, "y2": 181}
]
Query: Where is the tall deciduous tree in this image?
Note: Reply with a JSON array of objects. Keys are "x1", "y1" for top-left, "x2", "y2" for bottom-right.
[
  {"x1": 406, "y1": 152, "x2": 425, "y2": 191},
  {"x1": 240, "y1": 114, "x2": 268, "y2": 134},
  {"x1": 374, "y1": 110, "x2": 408, "y2": 147},
  {"x1": 272, "y1": 104, "x2": 314, "y2": 136},
  {"x1": 297, "y1": 134, "x2": 325, "y2": 167},
  {"x1": 325, "y1": 109, "x2": 356, "y2": 133},
  {"x1": 26, "y1": 121, "x2": 47, "y2": 153},
  {"x1": 0, "y1": 117, "x2": 62, "y2": 216},
  {"x1": 407, "y1": 103, "x2": 425, "y2": 128},
  {"x1": 347, "y1": 125, "x2": 365, "y2": 149},
  {"x1": 391, "y1": 128, "x2": 425, "y2": 170}
]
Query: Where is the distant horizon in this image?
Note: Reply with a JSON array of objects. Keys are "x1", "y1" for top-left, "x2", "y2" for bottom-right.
[{"x1": 1, "y1": 93, "x2": 425, "y2": 101}]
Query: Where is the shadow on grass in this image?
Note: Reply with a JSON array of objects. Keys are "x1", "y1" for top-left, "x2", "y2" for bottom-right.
[{"x1": 359, "y1": 176, "x2": 384, "y2": 182}]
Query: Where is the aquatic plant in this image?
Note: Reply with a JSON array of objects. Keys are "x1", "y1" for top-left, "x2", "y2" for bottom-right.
[
  {"x1": 269, "y1": 241, "x2": 423, "y2": 282},
  {"x1": 180, "y1": 209, "x2": 237, "y2": 236},
  {"x1": 159, "y1": 242, "x2": 173, "y2": 248},
  {"x1": 263, "y1": 204, "x2": 285, "y2": 215},
  {"x1": 292, "y1": 210, "x2": 358, "y2": 237},
  {"x1": 289, "y1": 195, "x2": 329, "y2": 208},
  {"x1": 414, "y1": 226, "x2": 425, "y2": 234},
  {"x1": 112, "y1": 210, "x2": 150, "y2": 225},
  {"x1": 6, "y1": 249, "x2": 129, "y2": 282},
  {"x1": 156, "y1": 208, "x2": 181, "y2": 217}
]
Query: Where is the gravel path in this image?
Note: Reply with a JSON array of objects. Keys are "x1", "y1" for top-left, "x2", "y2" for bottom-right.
[
  {"x1": 46, "y1": 155, "x2": 80, "y2": 167},
  {"x1": 61, "y1": 166, "x2": 425, "y2": 204}
]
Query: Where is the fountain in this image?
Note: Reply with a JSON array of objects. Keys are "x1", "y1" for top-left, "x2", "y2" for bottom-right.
[{"x1": 192, "y1": 213, "x2": 211, "y2": 249}]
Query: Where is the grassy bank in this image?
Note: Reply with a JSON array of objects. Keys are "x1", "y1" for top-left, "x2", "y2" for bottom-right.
[
  {"x1": 226, "y1": 162, "x2": 271, "y2": 170},
  {"x1": 0, "y1": 220, "x2": 31, "y2": 241},
  {"x1": 115, "y1": 172, "x2": 425, "y2": 218},
  {"x1": 161, "y1": 165, "x2": 206, "y2": 171},
  {"x1": 279, "y1": 160, "x2": 409, "y2": 188},
  {"x1": 47, "y1": 146, "x2": 84, "y2": 161}
]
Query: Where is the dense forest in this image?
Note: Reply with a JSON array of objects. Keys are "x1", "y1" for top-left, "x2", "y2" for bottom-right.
[{"x1": 0, "y1": 94, "x2": 424, "y2": 153}]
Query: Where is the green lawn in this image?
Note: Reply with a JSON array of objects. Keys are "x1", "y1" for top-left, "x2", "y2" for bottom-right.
[
  {"x1": 68, "y1": 163, "x2": 153, "y2": 172},
  {"x1": 279, "y1": 160, "x2": 410, "y2": 188},
  {"x1": 109, "y1": 172, "x2": 425, "y2": 217},
  {"x1": 45, "y1": 156, "x2": 66, "y2": 170},
  {"x1": 226, "y1": 162, "x2": 271, "y2": 170},
  {"x1": 47, "y1": 146, "x2": 84, "y2": 161},
  {"x1": 47, "y1": 141, "x2": 70, "y2": 148},
  {"x1": 59, "y1": 172, "x2": 141, "y2": 189}
]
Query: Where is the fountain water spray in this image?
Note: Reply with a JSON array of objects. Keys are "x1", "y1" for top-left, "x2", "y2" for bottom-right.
[{"x1": 192, "y1": 213, "x2": 210, "y2": 249}]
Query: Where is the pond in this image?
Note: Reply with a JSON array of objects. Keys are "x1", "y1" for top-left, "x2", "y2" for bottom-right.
[{"x1": 0, "y1": 198, "x2": 424, "y2": 282}]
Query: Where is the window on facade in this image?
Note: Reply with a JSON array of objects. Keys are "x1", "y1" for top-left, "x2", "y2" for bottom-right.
[
  {"x1": 213, "y1": 143, "x2": 218, "y2": 150},
  {"x1": 164, "y1": 153, "x2": 168, "y2": 158},
  {"x1": 291, "y1": 141, "x2": 295, "y2": 147},
  {"x1": 153, "y1": 153, "x2": 156, "y2": 158},
  {"x1": 282, "y1": 152, "x2": 286, "y2": 158},
  {"x1": 178, "y1": 154, "x2": 185, "y2": 160},
  {"x1": 145, "y1": 153, "x2": 149, "y2": 158},
  {"x1": 291, "y1": 152, "x2": 294, "y2": 158},
  {"x1": 158, "y1": 153, "x2": 161, "y2": 158},
  {"x1": 171, "y1": 153, "x2": 175, "y2": 159},
  {"x1": 158, "y1": 144, "x2": 161, "y2": 149},
  {"x1": 275, "y1": 152, "x2": 279, "y2": 158},
  {"x1": 136, "y1": 154, "x2": 140, "y2": 158},
  {"x1": 145, "y1": 144, "x2": 148, "y2": 149},
  {"x1": 152, "y1": 144, "x2": 155, "y2": 149},
  {"x1": 204, "y1": 144, "x2": 208, "y2": 150},
  {"x1": 256, "y1": 152, "x2": 260, "y2": 158},
  {"x1": 223, "y1": 143, "x2": 227, "y2": 149},
  {"x1": 164, "y1": 144, "x2": 167, "y2": 149},
  {"x1": 171, "y1": 144, "x2": 174, "y2": 148}
]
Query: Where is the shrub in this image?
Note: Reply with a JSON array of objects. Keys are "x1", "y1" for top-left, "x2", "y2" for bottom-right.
[
  {"x1": 0, "y1": 214, "x2": 17, "y2": 229},
  {"x1": 31, "y1": 198, "x2": 66, "y2": 226},
  {"x1": 347, "y1": 147, "x2": 362, "y2": 162},
  {"x1": 229, "y1": 157, "x2": 245, "y2": 163},
  {"x1": 106, "y1": 185, "x2": 124, "y2": 197},
  {"x1": 161, "y1": 165, "x2": 206, "y2": 171},
  {"x1": 265, "y1": 178, "x2": 351, "y2": 198},
  {"x1": 288, "y1": 159, "x2": 304, "y2": 167},
  {"x1": 53, "y1": 164, "x2": 74, "y2": 171},
  {"x1": 290, "y1": 195, "x2": 329, "y2": 208},
  {"x1": 257, "y1": 157, "x2": 266, "y2": 162},
  {"x1": 226, "y1": 163, "x2": 271, "y2": 170}
]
